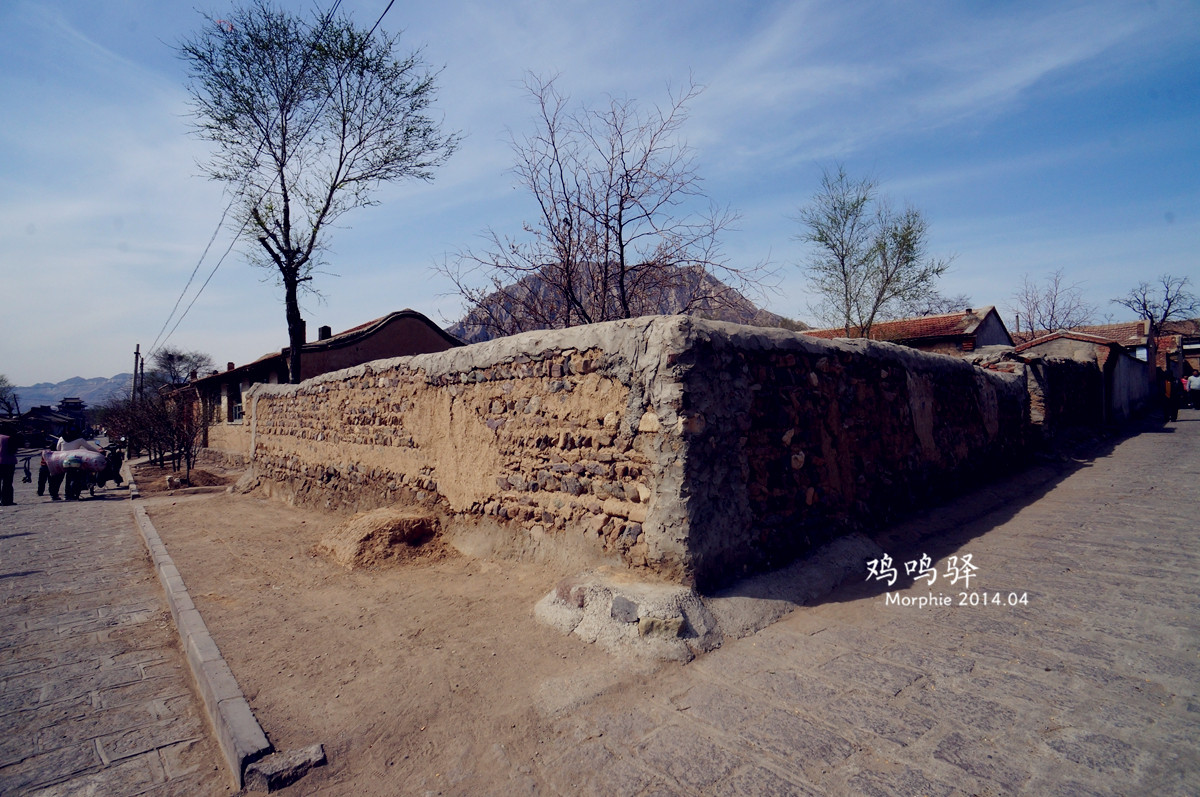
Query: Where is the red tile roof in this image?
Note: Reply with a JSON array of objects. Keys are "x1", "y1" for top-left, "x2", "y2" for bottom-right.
[
  {"x1": 1012, "y1": 330, "x2": 1124, "y2": 354},
  {"x1": 1012, "y1": 320, "x2": 1152, "y2": 348},
  {"x1": 1071, "y1": 321, "x2": 1150, "y2": 345},
  {"x1": 804, "y1": 307, "x2": 995, "y2": 342}
]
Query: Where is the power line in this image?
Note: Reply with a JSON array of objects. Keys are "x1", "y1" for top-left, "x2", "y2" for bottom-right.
[
  {"x1": 149, "y1": 0, "x2": 350, "y2": 357},
  {"x1": 152, "y1": 0, "x2": 398, "y2": 358},
  {"x1": 147, "y1": 199, "x2": 234, "y2": 356}
]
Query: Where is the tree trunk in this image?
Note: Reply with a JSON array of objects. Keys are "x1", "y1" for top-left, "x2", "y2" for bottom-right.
[{"x1": 284, "y1": 278, "x2": 306, "y2": 384}]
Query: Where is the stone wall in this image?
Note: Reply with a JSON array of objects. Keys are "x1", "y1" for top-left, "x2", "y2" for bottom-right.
[
  {"x1": 667, "y1": 324, "x2": 1028, "y2": 587},
  {"x1": 236, "y1": 316, "x2": 1029, "y2": 591}
]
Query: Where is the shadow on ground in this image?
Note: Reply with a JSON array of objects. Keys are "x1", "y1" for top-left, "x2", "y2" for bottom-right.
[{"x1": 716, "y1": 413, "x2": 1172, "y2": 611}]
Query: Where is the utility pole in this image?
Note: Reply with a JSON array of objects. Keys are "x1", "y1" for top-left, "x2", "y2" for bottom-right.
[
  {"x1": 129, "y1": 344, "x2": 142, "y2": 461},
  {"x1": 132, "y1": 345, "x2": 141, "y2": 401}
]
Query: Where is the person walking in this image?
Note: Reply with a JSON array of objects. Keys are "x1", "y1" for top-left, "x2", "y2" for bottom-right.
[
  {"x1": 1189, "y1": 372, "x2": 1200, "y2": 411},
  {"x1": 39, "y1": 450, "x2": 65, "y2": 500},
  {"x1": 0, "y1": 423, "x2": 17, "y2": 506}
]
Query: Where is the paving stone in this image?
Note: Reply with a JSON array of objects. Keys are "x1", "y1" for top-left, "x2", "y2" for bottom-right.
[
  {"x1": 24, "y1": 751, "x2": 165, "y2": 796},
  {"x1": 740, "y1": 707, "x2": 857, "y2": 771},
  {"x1": 822, "y1": 690, "x2": 938, "y2": 747},
  {"x1": 712, "y1": 764, "x2": 822, "y2": 797},
  {"x1": 0, "y1": 742, "x2": 100, "y2": 794},
  {"x1": 932, "y1": 730, "x2": 1033, "y2": 793},
  {"x1": 535, "y1": 416, "x2": 1200, "y2": 795},
  {"x1": 816, "y1": 653, "x2": 924, "y2": 696},
  {"x1": 844, "y1": 765, "x2": 962, "y2": 797},
  {"x1": 633, "y1": 725, "x2": 744, "y2": 792},
  {"x1": 1044, "y1": 731, "x2": 1140, "y2": 775},
  {"x1": 667, "y1": 682, "x2": 762, "y2": 735},
  {"x1": 0, "y1": 481, "x2": 226, "y2": 795},
  {"x1": 36, "y1": 704, "x2": 159, "y2": 753}
]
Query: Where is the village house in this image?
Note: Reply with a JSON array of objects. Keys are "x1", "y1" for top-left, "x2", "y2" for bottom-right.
[
  {"x1": 1012, "y1": 329, "x2": 1154, "y2": 423},
  {"x1": 1159, "y1": 318, "x2": 1200, "y2": 375},
  {"x1": 802, "y1": 306, "x2": 1014, "y2": 355},
  {"x1": 20, "y1": 403, "x2": 81, "y2": 448},
  {"x1": 192, "y1": 309, "x2": 463, "y2": 458}
]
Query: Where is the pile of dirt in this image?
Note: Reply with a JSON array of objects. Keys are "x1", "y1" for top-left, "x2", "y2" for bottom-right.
[
  {"x1": 312, "y1": 506, "x2": 447, "y2": 568},
  {"x1": 132, "y1": 463, "x2": 233, "y2": 494}
]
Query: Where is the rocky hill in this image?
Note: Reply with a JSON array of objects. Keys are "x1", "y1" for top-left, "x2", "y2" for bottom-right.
[
  {"x1": 14, "y1": 374, "x2": 132, "y2": 411},
  {"x1": 448, "y1": 267, "x2": 803, "y2": 343}
]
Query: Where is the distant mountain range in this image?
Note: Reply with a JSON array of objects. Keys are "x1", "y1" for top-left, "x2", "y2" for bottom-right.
[
  {"x1": 447, "y1": 267, "x2": 803, "y2": 343},
  {"x1": 14, "y1": 374, "x2": 132, "y2": 411}
]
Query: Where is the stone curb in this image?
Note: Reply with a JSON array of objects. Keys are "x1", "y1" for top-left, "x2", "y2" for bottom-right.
[
  {"x1": 132, "y1": 503, "x2": 272, "y2": 789},
  {"x1": 120, "y1": 460, "x2": 140, "y2": 500}
]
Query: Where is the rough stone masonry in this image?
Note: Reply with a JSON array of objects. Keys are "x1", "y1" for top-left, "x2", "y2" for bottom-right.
[{"x1": 238, "y1": 316, "x2": 1028, "y2": 592}]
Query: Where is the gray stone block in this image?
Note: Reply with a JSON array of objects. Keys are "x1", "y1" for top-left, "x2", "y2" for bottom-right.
[
  {"x1": 196, "y1": 656, "x2": 247, "y2": 708},
  {"x1": 209, "y1": 696, "x2": 272, "y2": 788},
  {"x1": 611, "y1": 595, "x2": 639, "y2": 623},
  {"x1": 244, "y1": 743, "x2": 326, "y2": 792}
]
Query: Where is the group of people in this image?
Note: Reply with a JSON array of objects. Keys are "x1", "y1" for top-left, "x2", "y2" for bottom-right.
[
  {"x1": 40, "y1": 427, "x2": 106, "y2": 501},
  {"x1": 0, "y1": 424, "x2": 118, "y2": 505},
  {"x1": 1163, "y1": 371, "x2": 1200, "y2": 422}
]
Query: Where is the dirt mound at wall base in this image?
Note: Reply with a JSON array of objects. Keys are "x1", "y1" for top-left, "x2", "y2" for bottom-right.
[
  {"x1": 313, "y1": 507, "x2": 446, "y2": 568},
  {"x1": 133, "y1": 465, "x2": 232, "y2": 494}
]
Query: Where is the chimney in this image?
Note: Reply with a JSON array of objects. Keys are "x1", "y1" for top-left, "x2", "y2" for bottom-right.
[
  {"x1": 227, "y1": 362, "x2": 235, "y2": 371},
  {"x1": 318, "y1": 325, "x2": 332, "y2": 341}
]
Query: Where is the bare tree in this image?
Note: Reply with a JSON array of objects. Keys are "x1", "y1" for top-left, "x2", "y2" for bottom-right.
[
  {"x1": 0, "y1": 375, "x2": 19, "y2": 417},
  {"x1": 1112, "y1": 274, "x2": 1199, "y2": 335},
  {"x1": 797, "y1": 165, "x2": 952, "y2": 337},
  {"x1": 900, "y1": 292, "x2": 974, "y2": 318},
  {"x1": 441, "y1": 74, "x2": 764, "y2": 339},
  {"x1": 97, "y1": 348, "x2": 215, "y2": 478},
  {"x1": 149, "y1": 347, "x2": 215, "y2": 387},
  {"x1": 180, "y1": 1, "x2": 457, "y2": 382},
  {"x1": 1007, "y1": 269, "x2": 1096, "y2": 335}
]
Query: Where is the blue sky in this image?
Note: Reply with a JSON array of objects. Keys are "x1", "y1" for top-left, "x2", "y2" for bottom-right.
[{"x1": 1, "y1": 0, "x2": 1196, "y2": 385}]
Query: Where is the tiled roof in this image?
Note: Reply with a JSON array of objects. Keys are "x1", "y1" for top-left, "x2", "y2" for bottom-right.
[
  {"x1": 1071, "y1": 321, "x2": 1150, "y2": 345},
  {"x1": 1013, "y1": 320, "x2": 1152, "y2": 348},
  {"x1": 1010, "y1": 330, "x2": 1041, "y2": 346},
  {"x1": 804, "y1": 307, "x2": 993, "y2": 342},
  {"x1": 1160, "y1": 319, "x2": 1200, "y2": 336},
  {"x1": 1013, "y1": 330, "x2": 1124, "y2": 354}
]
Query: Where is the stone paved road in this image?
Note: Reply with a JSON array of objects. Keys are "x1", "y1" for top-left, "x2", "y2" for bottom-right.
[
  {"x1": 533, "y1": 414, "x2": 1200, "y2": 796},
  {"x1": 0, "y1": 472, "x2": 228, "y2": 796}
]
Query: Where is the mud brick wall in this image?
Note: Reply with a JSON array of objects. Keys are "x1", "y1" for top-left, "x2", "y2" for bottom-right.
[
  {"x1": 245, "y1": 318, "x2": 693, "y2": 580},
  {"x1": 241, "y1": 316, "x2": 1029, "y2": 591}
]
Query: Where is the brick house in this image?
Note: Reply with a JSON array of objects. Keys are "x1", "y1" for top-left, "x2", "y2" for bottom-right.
[
  {"x1": 803, "y1": 306, "x2": 1013, "y2": 355},
  {"x1": 1159, "y1": 319, "x2": 1200, "y2": 375}
]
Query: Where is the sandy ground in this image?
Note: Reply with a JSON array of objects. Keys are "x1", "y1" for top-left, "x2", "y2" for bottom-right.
[{"x1": 135, "y1": 463, "x2": 669, "y2": 795}]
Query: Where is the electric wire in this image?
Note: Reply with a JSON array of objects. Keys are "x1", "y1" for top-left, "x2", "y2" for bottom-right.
[{"x1": 149, "y1": 0, "x2": 376, "y2": 358}]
